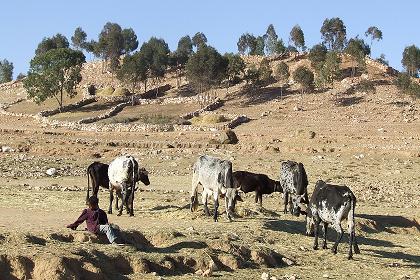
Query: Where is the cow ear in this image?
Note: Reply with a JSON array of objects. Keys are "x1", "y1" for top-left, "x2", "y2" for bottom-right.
[{"x1": 236, "y1": 195, "x2": 243, "y2": 202}]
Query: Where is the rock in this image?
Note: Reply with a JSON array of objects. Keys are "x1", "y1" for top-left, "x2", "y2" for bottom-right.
[
  {"x1": 323, "y1": 273, "x2": 330, "y2": 278},
  {"x1": 261, "y1": 111, "x2": 270, "y2": 117},
  {"x1": 308, "y1": 131, "x2": 316, "y2": 139},
  {"x1": 293, "y1": 106, "x2": 302, "y2": 111},
  {"x1": 282, "y1": 257, "x2": 295, "y2": 266},
  {"x1": 1, "y1": 146, "x2": 13, "y2": 152},
  {"x1": 46, "y1": 168, "x2": 57, "y2": 176},
  {"x1": 262, "y1": 272, "x2": 271, "y2": 280},
  {"x1": 219, "y1": 129, "x2": 238, "y2": 144}
]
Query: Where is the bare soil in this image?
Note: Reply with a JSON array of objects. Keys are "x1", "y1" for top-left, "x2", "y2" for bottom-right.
[{"x1": 0, "y1": 63, "x2": 419, "y2": 279}]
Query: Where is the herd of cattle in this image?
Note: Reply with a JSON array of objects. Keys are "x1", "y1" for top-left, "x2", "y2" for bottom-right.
[{"x1": 86, "y1": 154, "x2": 360, "y2": 259}]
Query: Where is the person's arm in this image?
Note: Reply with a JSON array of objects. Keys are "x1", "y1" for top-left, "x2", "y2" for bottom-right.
[{"x1": 66, "y1": 209, "x2": 88, "y2": 230}]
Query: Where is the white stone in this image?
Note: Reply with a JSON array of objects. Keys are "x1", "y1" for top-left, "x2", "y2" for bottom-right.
[
  {"x1": 46, "y1": 168, "x2": 57, "y2": 176},
  {"x1": 1, "y1": 146, "x2": 13, "y2": 152}
]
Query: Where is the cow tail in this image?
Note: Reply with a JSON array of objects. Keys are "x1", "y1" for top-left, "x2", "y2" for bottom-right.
[{"x1": 86, "y1": 166, "x2": 91, "y2": 203}]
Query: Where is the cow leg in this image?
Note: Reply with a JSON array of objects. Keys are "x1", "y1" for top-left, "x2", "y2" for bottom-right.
[
  {"x1": 108, "y1": 188, "x2": 114, "y2": 214},
  {"x1": 313, "y1": 216, "x2": 320, "y2": 250},
  {"x1": 213, "y1": 192, "x2": 219, "y2": 222},
  {"x1": 258, "y1": 192, "x2": 263, "y2": 208},
  {"x1": 322, "y1": 222, "x2": 328, "y2": 249},
  {"x1": 353, "y1": 233, "x2": 360, "y2": 254},
  {"x1": 332, "y1": 223, "x2": 343, "y2": 254},
  {"x1": 129, "y1": 188, "x2": 135, "y2": 217},
  {"x1": 118, "y1": 190, "x2": 124, "y2": 216},
  {"x1": 202, "y1": 190, "x2": 210, "y2": 216},
  {"x1": 283, "y1": 192, "x2": 288, "y2": 214}
]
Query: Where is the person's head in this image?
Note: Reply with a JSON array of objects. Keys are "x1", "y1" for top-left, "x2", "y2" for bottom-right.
[{"x1": 87, "y1": 196, "x2": 99, "y2": 209}]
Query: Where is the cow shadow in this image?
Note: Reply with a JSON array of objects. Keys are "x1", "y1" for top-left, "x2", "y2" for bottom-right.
[
  {"x1": 149, "y1": 204, "x2": 190, "y2": 212},
  {"x1": 365, "y1": 249, "x2": 420, "y2": 267},
  {"x1": 263, "y1": 218, "x2": 403, "y2": 248}
]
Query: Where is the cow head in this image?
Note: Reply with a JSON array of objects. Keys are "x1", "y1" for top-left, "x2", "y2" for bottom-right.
[
  {"x1": 291, "y1": 194, "x2": 307, "y2": 217},
  {"x1": 137, "y1": 167, "x2": 150, "y2": 186},
  {"x1": 274, "y1": 181, "x2": 283, "y2": 193}
]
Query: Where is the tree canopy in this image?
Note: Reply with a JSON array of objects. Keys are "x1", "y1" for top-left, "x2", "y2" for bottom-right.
[
  {"x1": 265, "y1": 24, "x2": 278, "y2": 55},
  {"x1": 345, "y1": 37, "x2": 370, "y2": 77},
  {"x1": 308, "y1": 44, "x2": 328, "y2": 71},
  {"x1": 320, "y1": 17, "x2": 347, "y2": 51},
  {"x1": 290, "y1": 25, "x2": 305, "y2": 52},
  {"x1": 365, "y1": 26, "x2": 383, "y2": 49},
  {"x1": 71, "y1": 27, "x2": 87, "y2": 50},
  {"x1": 23, "y1": 48, "x2": 85, "y2": 109},
  {"x1": 0, "y1": 59, "x2": 14, "y2": 83},
  {"x1": 186, "y1": 45, "x2": 227, "y2": 93},
  {"x1": 192, "y1": 32, "x2": 207, "y2": 50},
  {"x1": 401, "y1": 45, "x2": 420, "y2": 77},
  {"x1": 293, "y1": 66, "x2": 314, "y2": 94},
  {"x1": 35, "y1": 34, "x2": 70, "y2": 56}
]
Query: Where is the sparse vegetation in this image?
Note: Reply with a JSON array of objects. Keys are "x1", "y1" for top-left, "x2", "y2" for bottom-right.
[
  {"x1": 191, "y1": 114, "x2": 228, "y2": 125},
  {"x1": 293, "y1": 66, "x2": 314, "y2": 96},
  {"x1": 0, "y1": 59, "x2": 13, "y2": 83},
  {"x1": 345, "y1": 37, "x2": 370, "y2": 78},
  {"x1": 320, "y1": 17, "x2": 347, "y2": 51},
  {"x1": 275, "y1": 62, "x2": 290, "y2": 98},
  {"x1": 401, "y1": 45, "x2": 420, "y2": 77}
]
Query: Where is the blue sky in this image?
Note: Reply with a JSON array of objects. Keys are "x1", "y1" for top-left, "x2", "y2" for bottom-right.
[{"x1": 1, "y1": 0, "x2": 419, "y2": 78}]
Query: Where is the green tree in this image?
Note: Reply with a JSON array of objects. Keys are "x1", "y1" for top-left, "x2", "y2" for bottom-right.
[
  {"x1": 255, "y1": 36, "x2": 265, "y2": 55},
  {"x1": 275, "y1": 61, "x2": 290, "y2": 98},
  {"x1": 16, "y1": 73, "x2": 26, "y2": 80},
  {"x1": 319, "y1": 51, "x2": 341, "y2": 90},
  {"x1": 237, "y1": 33, "x2": 257, "y2": 55},
  {"x1": 186, "y1": 45, "x2": 228, "y2": 94},
  {"x1": 97, "y1": 22, "x2": 124, "y2": 71},
  {"x1": 308, "y1": 44, "x2": 328, "y2": 71},
  {"x1": 35, "y1": 33, "x2": 69, "y2": 55},
  {"x1": 244, "y1": 66, "x2": 260, "y2": 87},
  {"x1": 192, "y1": 32, "x2": 207, "y2": 51},
  {"x1": 275, "y1": 39, "x2": 286, "y2": 55},
  {"x1": 345, "y1": 37, "x2": 370, "y2": 78},
  {"x1": 401, "y1": 45, "x2": 420, "y2": 77},
  {"x1": 376, "y1": 54, "x2": 389, "y2": 66},
  {"x1": 140, "y1": 37, "x2": 170, "y2": 96},
  {"x1": 23, "y1": 48, "x2": 85, "y2": 110},
  {"x1": 224, "y1": 53, "x2": 245, "y2": 93},
  {"x1": 0, "y1": 59, "x2": 14, "y2": 83},
  {"x1": 290, "y1": 25, "x2": 305, "y2": 52},
  {"x1": 395, "y1": 72, "x2": 420, "y2": 99},
  {"x1": 365, "y1": 26, "x2": 383, "y2": 51},
  {"x1": 117, "y1": 51, "x2": 148, "y2": 92},
  {"x1": 320, "y1": 17, "x2": 347, "y2": 51},
  {"x1": 259, "y1": 58, "x2": 272, "y2": 83},
  {"x1": 293, "y1": 66, "x2": 314, "y2": 97},
  {"x1": 265, "y1": 24, "x2": 278, "y2": 55},
  {"x1": 122, "y1": 28, "x2": 139, "y2": 54},
  {"x1": 173, "y1": 35, "x2": 193, "y2": 87},
  {"x1": 71, "y1": 27, "x2": 87, "y2": 50}
]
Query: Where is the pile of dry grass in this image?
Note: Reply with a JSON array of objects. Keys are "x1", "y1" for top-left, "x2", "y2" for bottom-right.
[{"x1": 191, "y1": 114, "x2": 228, "y2": 125}]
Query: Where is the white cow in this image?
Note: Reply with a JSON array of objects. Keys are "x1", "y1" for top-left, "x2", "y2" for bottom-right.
[
  {"x1": 190, "y1": 155, "x2": 242, "y2": 222},
  {"x1": 108, "y1": 155, "x2": 150, "y2": 216}
]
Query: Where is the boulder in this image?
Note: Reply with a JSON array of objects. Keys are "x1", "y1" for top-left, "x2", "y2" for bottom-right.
[
  {"x1": 1, "y1": 146, "x2": 13, "y2": 153},
  {"x1": 219, "y1": 129, "x2": 238, "y2": 144},
  {"x1": 46, "y1": 168, "x2": 57, "y2": 176}
]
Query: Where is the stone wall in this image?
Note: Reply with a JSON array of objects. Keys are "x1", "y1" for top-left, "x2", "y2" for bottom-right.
[
  {"x1": 38, "y1": 98, "x2": 97, "y2": 117},
  {"x1": 77, "y1": 101, "x2": 131, "y2": 124},
  {"x1": 180, "y1": 99, "x2": 223, "y2": 119}
]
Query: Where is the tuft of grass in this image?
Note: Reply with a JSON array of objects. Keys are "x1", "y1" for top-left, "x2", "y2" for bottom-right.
[
  {"x1": 96, "y1": 86, "x2": 115, "y2": 96},
  {"x1": 191, "y1": 114, "x2": 228, "y2": 125}
]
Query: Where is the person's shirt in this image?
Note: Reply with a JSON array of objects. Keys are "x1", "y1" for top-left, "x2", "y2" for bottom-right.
[{"x1": 67, "y1": 208, "x2": 108, "y2": 233}]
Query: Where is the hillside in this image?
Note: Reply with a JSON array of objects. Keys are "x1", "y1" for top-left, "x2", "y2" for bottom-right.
[{"x1": 0, "y1": 55, "x2": 419, "y2": 279}]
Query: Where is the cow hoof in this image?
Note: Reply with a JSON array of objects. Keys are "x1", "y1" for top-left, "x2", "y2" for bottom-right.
[
  {"x1": 322, "y1": 244, "x2": 327, "y2": 249},
  {"x1": 354, "y1": 245, "x2": 360, "y2": 254},
  {"x1": 331, "y1": 248, "x2": 337, "y2": 254},
  {"x1": 117, "y1": 213, "x2": 122, "y2": 216},
  {"x1": 129, "y1": 214, "x2": 134, "y2": 217},
  {"x1": 108, "y1": 211, "x2": 112, "y2": 214},
  {"x1": 348, "y1": 255, "x2": 353, "y2": 260},
  {"x1": 313, "y1": 245, "x2": 318, "y2": 250}
]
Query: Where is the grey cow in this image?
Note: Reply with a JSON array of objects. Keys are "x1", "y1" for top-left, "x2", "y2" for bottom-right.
[
  {"x1": 280, "y1": 160, "x2": 309, "y2": 216},
  {"x1": 190, "y1": 155, "x2": 241, "y2": 222}
]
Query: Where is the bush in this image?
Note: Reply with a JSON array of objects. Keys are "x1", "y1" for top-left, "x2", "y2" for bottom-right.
[
  {"x1": 97, "y1": 86, "x2": 115, "y2": 96},
  {"x1": 395, "y1": 72, "x2": 420, "y2": 99},
  {"x1": 113, "y1": 87, "x2": 131, "y2": 96},
  {"x1": 191, "y1": 114, "x2": 228, "y2": 125}
]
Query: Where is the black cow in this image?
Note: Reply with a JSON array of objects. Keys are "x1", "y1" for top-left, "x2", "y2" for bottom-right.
[
  {"x1": 233, "y1": 171, "x2": 282, "y2": 207},
  {"x1": 86, "y1": 162, "x2": 109, "y2": 202},
  {"x1": 280, "y1": 160, "x2": 309, "y2": 216},
  {"x1": 298, "y1": 180, "x2": 360, "y2": 260}
]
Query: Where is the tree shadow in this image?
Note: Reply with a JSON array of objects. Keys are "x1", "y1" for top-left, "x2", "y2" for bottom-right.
[
  {"x1": 74, "y1": 100, "x2": 121, "y2": 113},
  {"x1": 263, "y1": 219, "x2": 306, "y2": 235},
  {"x1": 335, "y1": 96, "x2": 365, "y2": 107},
  {"x1": 238, "y1": 85, "x2": 293, "y2": 106},
  {"x1": 149, "y1": 204, "x2": 190, "y2": 212}
]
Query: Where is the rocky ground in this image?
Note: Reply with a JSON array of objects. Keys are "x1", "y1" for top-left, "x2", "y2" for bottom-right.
[{"x1": 0, "y1": 58, "x2": 419, "y2": 279}]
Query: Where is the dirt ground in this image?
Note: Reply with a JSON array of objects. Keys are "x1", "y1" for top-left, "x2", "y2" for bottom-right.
[{"x1": 0, "y1": 80, "x2": 419, "y2": 279}]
